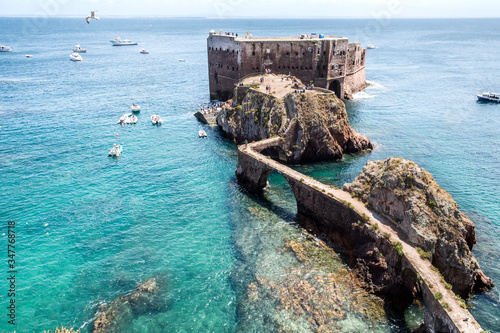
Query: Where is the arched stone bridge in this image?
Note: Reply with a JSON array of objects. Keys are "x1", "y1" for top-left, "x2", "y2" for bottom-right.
[{"x1": 236, "y1": 136, "x2": 483, "y2": 333}]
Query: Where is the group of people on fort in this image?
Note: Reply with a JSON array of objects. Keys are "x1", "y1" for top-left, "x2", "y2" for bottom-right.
[{"x1": 199, "y1": 102, "x2": 230, "y2": 116}]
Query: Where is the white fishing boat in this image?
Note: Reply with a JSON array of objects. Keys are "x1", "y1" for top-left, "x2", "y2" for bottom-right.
[
  {"x1": 69, "y1": 52, "x2": 83, "y2": 61},
  {"x1": 0, "y1": 45, "x2": 12, "y2": 52},
  {"x1": 110, "y1": 37, "x2": 138, "y2": 46},
  {"x1": 128, "y1": 115, "x2": 138, "y2": 124},
  {"x1": 130, "y1": 104, "x2": 141, "y2": 112},
  {"x1": 367, "y1": 44, "x2": 378, "y2": 49},
  {"x1": 199, "y1": 129, "x2": 207, "y2": 138},
  {"x1": 117, "y1": 113, "x2": 137, "y2": 124},
  {"x1": 151, "y1": 114, "x2": 163, "y2": 125},
  {"x1": 477, "y1": 92, "x2": 500, "y2": 103},
  {"x1": 179, "y1": 59, "x2": 186, "y2": 62},
  {"x1": 73, "y1": 44, "x2": 87, "y2": 53},
  {"x1": 139, "y1": 48, "x2": 149, "y2": 54},
  {"x1": 108, "y1": 144, "x2": 122, "y2": 157}
]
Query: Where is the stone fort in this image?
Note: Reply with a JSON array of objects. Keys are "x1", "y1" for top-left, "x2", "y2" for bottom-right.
[{"x1": 207, "y1": 30, "x2": 367, "y2": 101}]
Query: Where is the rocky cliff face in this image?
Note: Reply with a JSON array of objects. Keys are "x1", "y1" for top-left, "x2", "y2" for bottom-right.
[
  {"x1": 216, "y1": 88, "x2": 372, "y2": 163},
  {"x1": 343, "y1": 157, "x2": 494, "y2": 297}
]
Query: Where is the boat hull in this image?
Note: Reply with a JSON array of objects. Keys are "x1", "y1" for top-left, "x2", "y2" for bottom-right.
[
  {"x1": 111, "y1": 42, "x2": 138, "y2": 46},
  {"x1": 477, "y1": 95, "x2": 500, "y2": 103}
]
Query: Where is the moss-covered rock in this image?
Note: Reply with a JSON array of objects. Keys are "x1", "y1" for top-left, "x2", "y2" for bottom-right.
[
  {"x1": 217, "y1": 88, "x2": 372, "y2": 163},
  {"x1": 343, "y1": 157, "x2": 494, "y2": 297}
]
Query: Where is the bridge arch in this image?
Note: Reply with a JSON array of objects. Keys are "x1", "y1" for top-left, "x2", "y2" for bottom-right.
[{"x1": 328, "y1": 79, "x2": 342, "y2": 98}]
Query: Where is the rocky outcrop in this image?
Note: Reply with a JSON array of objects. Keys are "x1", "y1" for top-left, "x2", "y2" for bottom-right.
[
  {"x1": 217, "y1": 88, "x2": 372, "y2": 163},
  {"x1": 93, "y1": 275, "x2": 170, "y2": 333},
  {"x1": 343, "y1": 157, "x2": 494, "y2": 297}
]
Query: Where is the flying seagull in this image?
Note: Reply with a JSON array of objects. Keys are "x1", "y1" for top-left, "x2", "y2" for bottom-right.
[{"x1": 86, "y1": 11, "x2": 99, "y2": 24}]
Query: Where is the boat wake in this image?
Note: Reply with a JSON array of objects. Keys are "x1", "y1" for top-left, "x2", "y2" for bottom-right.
[
  {"x1": 352, "y1": 91, "x2": 375, "y2": 100},
  {"x1": 366, "y1": 80, "x2": 385, "y2": 89}
]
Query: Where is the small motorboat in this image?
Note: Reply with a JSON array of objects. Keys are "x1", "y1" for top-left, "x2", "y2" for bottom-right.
[
  {"x1": 367, "y1": 44, "x2": 378, "y2": 49},
  {"x1": 25, "y1": 55, "x2": 33, "y2": 58},
  {"x1": 110, "y1": 37, "x2": 138, "y2": 46},
  {"x1": 477, "y1": 92, "x2": 500, "y2": 103},
  {"x1": 199, "y1": 129, "x2": 207, "y2": 138},
  {"x1": 178, "y1": 59, "x2": 185, "y2": 62},
  {"x1": 117, "y1": 113, "x2": 137, "y2": 124},
  {"x1": 73, "y1": 44, "x2": 87, "y2": 53},
  {"x1": 0, "y1": 45, "x2": 12, "y2": 52},
  {"x1": 151, "y1": 114, "x2": 163, "y2": 125},
  {"x1": 130, "y1": 104, "x2": 141, "y2": 112},
  {"x1": 108, "y1": 144, "x2": 122, "y2": 157},
  {"x1": 128, "y1": 115, "x2": 138, "y2": 124},
  {"x1": 69, "y1": 52, "x2": 83, "y2": 61},
  {"x1": 139, "y1": 48, "x2": 149, "y2": 54}
]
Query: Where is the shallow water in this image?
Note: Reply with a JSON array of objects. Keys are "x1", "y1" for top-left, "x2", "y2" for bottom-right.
[{"x1": 0, "y1": 17, "x2": 499, "y2": 332}]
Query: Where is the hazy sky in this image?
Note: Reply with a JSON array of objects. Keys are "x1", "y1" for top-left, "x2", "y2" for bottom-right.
[{"x1": 1, "y1": 0, "x2": 499, "y2": 18}]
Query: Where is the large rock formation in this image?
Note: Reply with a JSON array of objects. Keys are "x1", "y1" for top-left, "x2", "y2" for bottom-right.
[
  {"x1": 217, "y1": 87, "x2": 372, "y2": 163},
  {"x1": 343, "y1": 157, "x2": 494, "y2": 297}
]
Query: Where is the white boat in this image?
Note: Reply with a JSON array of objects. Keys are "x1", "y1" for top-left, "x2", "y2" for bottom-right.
[
  {"x1": 117, "y1": 113, "x2": 137, "y2": 124},
  {"x1": 73, "y1": 44, "x2": 87, "y2": 53},
  {"x1": 367, "y1": 44, "x2": 378, "y2": 49},
  {"x1": 110, "y1": 37, "x2": 138, "y2": 46},
  {"x1": 25, "y1": 55, "x2": 33, "y2": 58},
  {"x1": 130, "y1": 104, "x2": 141, "y2": 112},
  {"x1": 139, "y1": 48, "x2": 149, "y2": 54},
  {"x1": 69, "y1": 52, "x2": 83, "y2": 61},
  {"x1": 477, "y1": 92, "x2": 500, "y2": 103},
  {"x1": 199, "y1": 129, "x2": 207, "y2": 138},
  {"x1": 151, "y1": 114, "x2": 163, "y2": 125},
  {"x1": 0, "y1": 45, "x2": 13, "y2": 52},
  {"x1": 178, "y1": 59, "x2": 186, "y2": 62},
  {"x1": 108, "y1": 144, "x2": 122, "y2": 157}
]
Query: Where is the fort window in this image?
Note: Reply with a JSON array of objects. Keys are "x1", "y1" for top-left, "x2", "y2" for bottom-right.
[
  {"x1": 323, "y1": 51, "x2": 326, "y2": 55},
  {"x1": 227, "y1": 65, "x2": 229, "y2": 70},
  {"x1": 295, "y1": 52, "x2": 298, "y2": 56},
  {"x1": 287, "y1": 66, "x2": 290, "y2": 69},
  {"x1": 303, "y1": 52, "x2": 305, "y2": 56},
  {"x1": 286, "y1": 52, "x2": 289, "y2": 55},
  {"x1": 232, "y1": 50, "x2": 234, "y2": 53},
  {"x1": 232, "y1": 67, "x2": 234, "y2": 71},
  {"x1": 252, "y1": 51, "x2": 255, "y2": 56}
]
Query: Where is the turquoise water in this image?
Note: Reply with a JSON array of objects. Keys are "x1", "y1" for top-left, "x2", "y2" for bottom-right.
[{"x1": 0, "y1": 18, "x2": 499, "y2": 332}]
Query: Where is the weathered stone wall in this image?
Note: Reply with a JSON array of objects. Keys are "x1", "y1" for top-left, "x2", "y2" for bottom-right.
[
  {"x1": 207, "y1": 34, "x2": 242, "y2": 100},
  {"x1": 344, "y1": 67, "x2": 368, "y2": 99}
]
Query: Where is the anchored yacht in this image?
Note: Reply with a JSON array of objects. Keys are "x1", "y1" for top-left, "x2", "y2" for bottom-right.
[{"x1": 110, "y1": 37, "x2": 138, "y2": 46}]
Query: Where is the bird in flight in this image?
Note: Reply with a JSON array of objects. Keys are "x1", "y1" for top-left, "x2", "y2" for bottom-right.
[{"x1": 86, "y1": 11, "x2": 99, "y2": 24}]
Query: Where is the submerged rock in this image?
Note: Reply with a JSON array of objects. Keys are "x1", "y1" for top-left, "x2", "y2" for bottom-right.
[
  {"x1": 217, "y1": 88, "x2": 372, "y2": 163},
  {"x1": 343, "y1": 157, "x2": 494, "y2": 297},
  {"x1": 237, "y1": 233, "x2": 388, "y2": 333},
  {"x1": 93, "y1": 274, "x2": 170, "y2": 333}
]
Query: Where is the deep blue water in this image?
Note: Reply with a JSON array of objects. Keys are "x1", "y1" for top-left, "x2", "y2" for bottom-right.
[{"x1": 0, "y1": 17, "x2": 499, "y2": 332}]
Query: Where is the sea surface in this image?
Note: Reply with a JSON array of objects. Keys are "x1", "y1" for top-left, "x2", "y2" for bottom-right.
[{"x1": 0, "y1": 17, "x2": 499, "y2": 332}]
